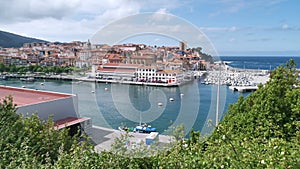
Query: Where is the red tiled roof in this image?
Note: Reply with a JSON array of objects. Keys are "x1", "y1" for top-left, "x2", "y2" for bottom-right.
[
  {"x1": 138, "y1": 66, "x2": 156, "y2": 69},
  {"x1": 103, "y1": 63, "x2": 142, "y2": 68},
  {"x1": 0, "y1": 86, "x2": 73, "y2": 107},
  {"x1": 98, "y1": 67, "x2": 135, "y2": 73}
]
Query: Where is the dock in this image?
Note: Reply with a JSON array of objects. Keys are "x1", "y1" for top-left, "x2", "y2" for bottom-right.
[{"x1": 89, "y1": 125, "x2": 173, "y2": 152}]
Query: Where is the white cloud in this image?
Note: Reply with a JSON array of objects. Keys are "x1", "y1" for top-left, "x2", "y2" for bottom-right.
[
  {"x1": 0, "y1": 0, "x2": 188, "y2": 42},
  {"x1": 0, "y1": 0, "x2": 81, "y2": 22},
  {"x1": 229, "y1": 38, "x2": 235, "y2": 42},
  {"x1": 156, "y1": 8, "x2": 168, "y2": 14},
  {"x1": 0, "y1": 0, "x2": 144, "y2": 42},
  {"x1": 199, "y1": 26, "x2": 240, "y2": 32},
  {"x1": 282, "y1": 24, "x2": 289, "y2": 30},
  {"x1": 209, "y1": 0, "x2": 285, "y2": 17}
]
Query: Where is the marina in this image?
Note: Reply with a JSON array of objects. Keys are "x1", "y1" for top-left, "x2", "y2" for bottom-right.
[{"x1": 202, "y1": 64, "x2": 270, "y2": 86}]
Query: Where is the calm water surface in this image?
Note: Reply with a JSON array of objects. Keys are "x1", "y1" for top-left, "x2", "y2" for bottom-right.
[{"x1": 0, "y1": 78, "x2": 247, "y2": 135}]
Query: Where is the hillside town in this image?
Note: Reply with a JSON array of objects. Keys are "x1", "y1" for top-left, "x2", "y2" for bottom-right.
[{"x1": 0, "y1": 41, "x2": 211, "y2": 86}]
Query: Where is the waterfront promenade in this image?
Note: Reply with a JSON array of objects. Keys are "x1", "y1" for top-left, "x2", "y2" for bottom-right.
[
  {"x1": 5, "y1": 74, "x2": 184, "y2": 87},
  {"x1": 4, "y1": 64, "x2": 275, "y2": 88}
]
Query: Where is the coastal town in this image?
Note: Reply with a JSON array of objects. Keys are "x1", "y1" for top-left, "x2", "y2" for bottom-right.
[
  {"x1": 0, "y1": 41, "x2": 209, "y2": 85},
  {"x1": 0, "y1": 40, "x2": 271, "y2": 88}
]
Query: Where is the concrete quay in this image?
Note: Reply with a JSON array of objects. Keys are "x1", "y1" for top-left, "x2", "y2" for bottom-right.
[
  {"x1": 6, "y1": 74, "x2": 182, "y2": 87},
  {"x1": 89, "y1": 125, "x2": 174, "y2": 152},
  {"x1": 75, "y1": 77, "x2": 181, "y2": 87}
]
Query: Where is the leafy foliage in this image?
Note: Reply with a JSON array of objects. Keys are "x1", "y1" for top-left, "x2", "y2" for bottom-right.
[
  {"x1": 204, "y1": 60, "x2": 300, "y2": 168},
  {"x1": 0, "y1": 63, "x2": 78, "y2": 74},
  {"x1": 0, "y1": 96, "x2": 78, "y2": 168},
  {"x1": 191, "y1": 47, "x2": 214, "y2": 63}
]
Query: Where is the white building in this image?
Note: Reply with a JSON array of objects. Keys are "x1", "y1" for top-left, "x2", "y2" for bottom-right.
[
  {"x1": 96, "y1": 63, "x2": 142, "y2": 81},
  {"x1": 76, "y1": 49, "x2": 91, "y2": 68},
  {"x1": 136, "y1": 66, "x2": 185, "y2": 85},
  {"x1": 94, "y1": 63, "x2": 188, "y2": 85}
]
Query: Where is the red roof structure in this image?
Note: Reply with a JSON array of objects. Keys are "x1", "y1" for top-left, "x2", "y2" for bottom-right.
[
  {"x1": 54, "y1": 117, "x2": 90, "y2": 130},
  {"x1": 0, "y1": 86, "x2": 72, "y2": 107}
]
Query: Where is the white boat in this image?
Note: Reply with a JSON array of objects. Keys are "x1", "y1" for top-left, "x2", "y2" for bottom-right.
[
  {"x1": 158, "y1": 102, "x2": 163, "y2": 106},
  {"x1": 20, "y1": 77, "x2": 35, "y2": 82},
  {"x1": 169, "y1": 98, "x2": 174, "y2": 101}
]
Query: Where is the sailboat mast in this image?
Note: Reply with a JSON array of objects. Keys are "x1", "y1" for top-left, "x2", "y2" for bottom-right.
[
  {"x1": 216, "y1": 62, "x2": 221, "y2": 126},
  {"x1": 139, "y1": 112, "x2": 142, "y2": 126}
]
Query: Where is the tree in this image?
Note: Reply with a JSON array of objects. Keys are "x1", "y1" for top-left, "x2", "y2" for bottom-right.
[
  {"x1": 0, "y1": 96, "x2": 80, "y2": 168},
  {"x1": 203, "y1": 60, "x2": 300, "y2": 168}
]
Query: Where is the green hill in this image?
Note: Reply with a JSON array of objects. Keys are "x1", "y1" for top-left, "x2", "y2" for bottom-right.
[{"x1": 0, "y1": 30, "x2": 48, "y2": 48}]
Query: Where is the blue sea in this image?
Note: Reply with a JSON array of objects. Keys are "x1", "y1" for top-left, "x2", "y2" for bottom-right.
[
  {"x1": 220, "y1": 56, "x2": 300, "y2": 70},
  {"x1": 1, "y1": 56, "x2": 299, "y2": 136}
]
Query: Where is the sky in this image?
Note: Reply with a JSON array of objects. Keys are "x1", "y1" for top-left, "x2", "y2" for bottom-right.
[{"x1": 0, "y1": 0, "x2": 300, "y2": 56}]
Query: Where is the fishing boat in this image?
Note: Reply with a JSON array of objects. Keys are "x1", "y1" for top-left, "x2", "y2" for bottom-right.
[
  {"x1": 119, "y1": 111, "x2": 157, "y2": 133},
  {"x1": 134, "y1": 123, "x2": 157, "y2": 133}
]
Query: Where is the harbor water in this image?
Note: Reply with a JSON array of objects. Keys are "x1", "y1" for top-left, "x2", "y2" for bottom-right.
[{"x1": 0, "y1": 77, "x2": 247, "y2": 136}]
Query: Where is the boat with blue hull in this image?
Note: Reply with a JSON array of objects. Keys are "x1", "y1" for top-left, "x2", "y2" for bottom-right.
[
  {"x1": 134, "y1": 124, "x2": 157, "y2": 133},
  {"x1": 118, "y1": 123, "x2": 157, "y2": 133}
]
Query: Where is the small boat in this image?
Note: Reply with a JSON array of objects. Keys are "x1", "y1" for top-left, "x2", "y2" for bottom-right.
[
  {"x1": 180, "y1": 93, "x2": 184, "y2": 97},
  {"x1": 0, "y1": 75, "x2": 7, "y2": 80},
  {"x1": 91, "y1": 91, "x2": 95, "y2": 93},
  {"x1": 134, "y1": 124, "x2": 156, "y2": 133},
  {"x1": 20, "y1": 77, "x2": 35, "y2": 82},
  {"x1": 169, "y1": 98, "x2": 174, "y2": 101},
  {"x1": 118, "y1": 126, "x2": 134, "y2": 132},
  {"x1": 158, "y1": 102, "x2": 163, "y2": 106},
  {"x1": 40, "y1": 83, "x2": 44, "y2": 85}
]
